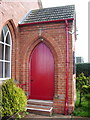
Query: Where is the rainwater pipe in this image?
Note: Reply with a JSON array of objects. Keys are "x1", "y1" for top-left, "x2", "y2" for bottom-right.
[
  {"x1": 18, "y1": 18, "x2": 74, "y2": 115},
  {"x1": 64, "y1": 19, "x2": 69, "y2": 115}
]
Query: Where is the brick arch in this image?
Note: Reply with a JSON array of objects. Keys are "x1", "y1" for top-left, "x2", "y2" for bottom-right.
[
  {"x1": 23, "y1": 33, "x2": 63, "y2": 98},
  {"x1": 2, "y1": 19, "x2": 17, "y2": 79},
  {"x1": 2, "y1": 19, "x2": 17, "y2": 38}
]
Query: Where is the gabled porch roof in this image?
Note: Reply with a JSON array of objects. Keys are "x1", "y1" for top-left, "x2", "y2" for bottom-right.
[{"x1": 19, "y1": 5, "x2": 75, "y2": 25}]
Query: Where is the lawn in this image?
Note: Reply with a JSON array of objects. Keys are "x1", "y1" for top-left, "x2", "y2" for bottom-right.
[{"x1": 73, "y1": 91, "x2": 90, "y2": 117}]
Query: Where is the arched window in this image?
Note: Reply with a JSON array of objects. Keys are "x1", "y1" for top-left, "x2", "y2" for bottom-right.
[{"x1": 0, "y1": 25, "x2": 12, "y2": 80}]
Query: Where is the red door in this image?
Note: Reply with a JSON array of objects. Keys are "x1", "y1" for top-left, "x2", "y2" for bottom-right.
[{"x1": 29, "y1": 43, "x2": 54, "y2": 100}]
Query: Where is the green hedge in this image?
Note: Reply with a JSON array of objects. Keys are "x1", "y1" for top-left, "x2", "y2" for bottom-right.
[{"x1": 76, "y1": 63, "x2": 90, "y2": 77}]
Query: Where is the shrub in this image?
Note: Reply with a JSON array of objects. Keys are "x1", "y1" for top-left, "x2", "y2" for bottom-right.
[
  {"x1": 76, "y1": 73, "x2": 89, "y2": 106},
  {"x1": 0, "y1": 79, "x2": 27, "y2": 118}
]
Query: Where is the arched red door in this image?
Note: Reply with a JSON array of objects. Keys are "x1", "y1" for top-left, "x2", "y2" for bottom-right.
[{"x1": 29, "y1": 42, "x2": 54, "y2": 100}]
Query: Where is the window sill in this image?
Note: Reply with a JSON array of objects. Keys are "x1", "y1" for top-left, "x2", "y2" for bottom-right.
[{"x1": 0, "y1": 78, "x2": 11, "y2": 81}]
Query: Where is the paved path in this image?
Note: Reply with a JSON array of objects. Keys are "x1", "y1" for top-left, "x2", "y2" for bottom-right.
[{"x1": 20, "y1": 113, "x2": 89, "y2": 120}]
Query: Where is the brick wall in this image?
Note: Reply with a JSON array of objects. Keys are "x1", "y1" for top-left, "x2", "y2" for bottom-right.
[
  {"x1": 0, "y1": 0, "x2": 41, "y2": 83},
  {"x1": 0, "y1": 1, "x2": 76, "y2": 114},
  {"x1": 0, "y1": 0, "x2": 41, "y2": 30},
  {"x1": 18, "y1": 21, "x2": 76, "y2": 114}
]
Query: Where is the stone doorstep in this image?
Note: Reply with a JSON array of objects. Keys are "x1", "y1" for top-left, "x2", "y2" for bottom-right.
[
  {"x1": 27, "y1": 99, "x2": 53, "y2": 107},
  {"x1": 27, "y1": 99, "x2": 53, "y2": 104},
  {"x1": 27, "y1": 109, "x2": 53, "y2": 117},
  {"x1": 27, "y1": 99, "x2": 53, "y2": 116}
]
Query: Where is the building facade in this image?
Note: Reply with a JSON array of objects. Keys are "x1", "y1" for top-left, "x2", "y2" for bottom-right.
[
  {"x1": 0, "y1": 0, "x2": 42, "y2": 81},
  {"x1": 0, "y1": 1, "x2": 76, "y2": 115},
  {"x1": 76, "y1": 57, "x2": 84, "y2": 63}
]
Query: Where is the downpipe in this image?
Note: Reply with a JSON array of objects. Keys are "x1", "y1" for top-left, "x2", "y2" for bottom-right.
[{"x1": 64, "y1": 20, "x2": 69, "y2": 115}]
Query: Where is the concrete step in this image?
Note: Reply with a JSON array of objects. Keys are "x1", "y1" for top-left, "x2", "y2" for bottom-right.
[
  {"x1": 27, "y1": 99, "x2": 53, "y2": 106},
  {"x1": 27, "y1": 99, "x2": 53, "y2": 116}
]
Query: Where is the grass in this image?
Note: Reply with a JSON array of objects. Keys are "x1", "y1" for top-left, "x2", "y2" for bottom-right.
[{"x1": 73, "y1": 90, "x2": 90, "y2": 117}]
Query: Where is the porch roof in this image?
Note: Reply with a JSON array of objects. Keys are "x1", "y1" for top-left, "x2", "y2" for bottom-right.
[{"x1": 20, "y1": 5, "x2": 75, "y2": 25}]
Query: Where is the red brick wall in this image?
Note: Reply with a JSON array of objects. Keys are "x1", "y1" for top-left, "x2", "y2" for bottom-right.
[
  {"x1": 0, "y1": 0, "x2": 41, "y2": 82},
  {"x1": 0, "y1": 0, "x2": 41, "y2": 30},
  {"x1": 18, "y1": 21, "x2": 76, "y2": 114},
  {"x1": 0, "y1": 1, "x2": 76, "y2": 114}
]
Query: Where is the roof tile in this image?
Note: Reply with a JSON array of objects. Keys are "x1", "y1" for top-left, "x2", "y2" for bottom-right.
[{"x1": 20, "y1": 5, "x2": 75, "y2": 24}]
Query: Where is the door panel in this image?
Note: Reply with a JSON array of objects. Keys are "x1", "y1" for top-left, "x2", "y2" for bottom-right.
[{"x1": 29, "y1": 43, "x2": 54, "y2": 100}]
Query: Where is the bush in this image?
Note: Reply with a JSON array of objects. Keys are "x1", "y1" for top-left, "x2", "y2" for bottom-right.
[
  {"x1": 76, "y1": 63, "x2": 90, "y2": 77},
  {"x1": 76, "y1": 73, "x2": 89, "y2": 106},
  {"x1": 85, "y1": 93, "x2": 90, "y2": 100},
  {"x1": 0, "y1": 79, "x2": 27, "y2": 118},
  {"x1": 73, "y1": 90, "x2": 90, "y2": 117}
]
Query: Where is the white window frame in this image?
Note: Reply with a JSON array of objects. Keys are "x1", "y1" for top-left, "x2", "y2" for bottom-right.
[{"x1": 0, "y1": 25, "x2": 12, "y2": 80}]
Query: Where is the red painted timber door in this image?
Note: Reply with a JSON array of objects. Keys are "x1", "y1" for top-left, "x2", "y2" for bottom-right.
[{"x1": 29, "y1": 43, "x2": 54, "y2": 100}]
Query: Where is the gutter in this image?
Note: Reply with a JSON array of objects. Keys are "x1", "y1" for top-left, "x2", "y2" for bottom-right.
[{"x1": 18, "y1": 18, "x2": 74, "y2": 26}]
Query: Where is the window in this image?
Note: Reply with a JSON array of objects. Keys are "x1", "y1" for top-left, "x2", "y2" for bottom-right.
[{"x1": 0, "y1": 25, "x2": 12, "y2": 80}]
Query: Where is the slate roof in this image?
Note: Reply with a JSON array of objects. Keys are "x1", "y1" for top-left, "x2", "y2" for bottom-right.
[{"x1": 20, "y1": 5, "x2": 75, "y2": 24}]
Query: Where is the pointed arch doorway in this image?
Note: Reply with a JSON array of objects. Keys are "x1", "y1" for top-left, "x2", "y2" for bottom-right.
[{"x1": 29, "y1": 42, "x2": 54, "y2": 100}]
